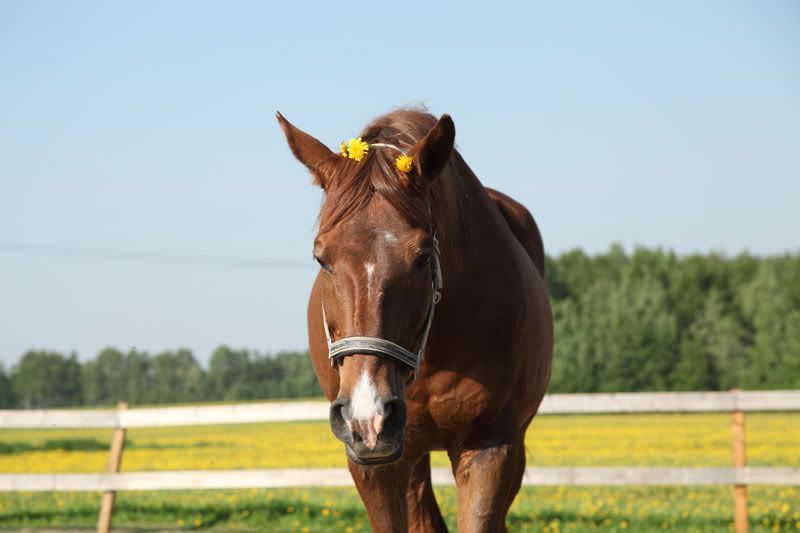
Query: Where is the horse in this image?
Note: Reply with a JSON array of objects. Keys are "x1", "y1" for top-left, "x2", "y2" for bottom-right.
[{"x1": 277, "y1": 108, "x2": 553, "y2": 532}]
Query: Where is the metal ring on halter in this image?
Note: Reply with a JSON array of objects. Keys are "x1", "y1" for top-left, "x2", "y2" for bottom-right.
[{"x1": 321, "y1": 235, "x2": 443, "y2": 383}]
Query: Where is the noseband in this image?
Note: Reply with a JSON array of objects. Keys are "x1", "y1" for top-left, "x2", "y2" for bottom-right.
[{"x1": 321, "y1": 235, "x2": 443, "y2": 382}]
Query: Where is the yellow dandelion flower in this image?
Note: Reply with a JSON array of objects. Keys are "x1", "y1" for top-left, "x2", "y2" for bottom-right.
[
  {"x1": 395, "y1": 153, "x2": 413, "y2": 173},
  {"x1": 347, "y1": 137, "x2": 369, "y2": 161},
  {"x1": 340, "y1": 141, "x2": 348, "y2": 157}
]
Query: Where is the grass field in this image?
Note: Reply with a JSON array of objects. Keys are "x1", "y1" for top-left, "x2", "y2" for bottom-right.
[{"x1": 1, "y1": 411, "x2": 799, "y2": 531}]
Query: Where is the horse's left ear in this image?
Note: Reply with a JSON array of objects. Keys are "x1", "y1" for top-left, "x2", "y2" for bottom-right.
[
  {"x1": 409, "y1": 114, "x2": 455, "y2": 182},
  {"x1": 276, "y1": 111, "x2": 335, "y2": 188}
]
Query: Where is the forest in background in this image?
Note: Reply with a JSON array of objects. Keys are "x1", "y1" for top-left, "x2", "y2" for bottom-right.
[{"x1": 2, "y1": 245, "x2": 799, "y2": 408}]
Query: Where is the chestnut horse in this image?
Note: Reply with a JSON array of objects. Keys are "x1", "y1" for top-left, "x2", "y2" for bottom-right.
[{"x1": 278, "y1": 109, "x2": 553, "y2": 532}]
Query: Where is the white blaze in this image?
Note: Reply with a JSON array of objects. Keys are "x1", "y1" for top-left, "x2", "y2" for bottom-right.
[
  {"x1": 365, "y1": 262, "x2": 376, "y2": 300},
  {"x1": 349, "y1": 370, "x2": 384, "y2": 448},
  {"x1": 350, "y1": 370, "x2": 379, "y2": 421},
  {"x1": 383, "y1": 231, "x2": 398, "y2": 243}
]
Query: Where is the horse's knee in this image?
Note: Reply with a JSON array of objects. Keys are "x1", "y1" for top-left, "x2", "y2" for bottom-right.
[
  {"x1": 452, "y1": 440, "x2": 524, "y2": 532},
  {"x1": 453, "y1": 444, "x2": 514, "y2": 484}
]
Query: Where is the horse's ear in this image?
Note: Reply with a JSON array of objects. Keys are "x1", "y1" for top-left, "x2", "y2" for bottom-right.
[
  {"x1": 409, "y1": 114, "x2": 455, "y2": 182},
  {"x1": 276, "y1": 112, "x2": 334, "y2": 188}
]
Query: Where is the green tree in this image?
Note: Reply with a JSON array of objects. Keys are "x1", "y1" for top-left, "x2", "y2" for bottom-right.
[
  {"x1": 150, "y1": 349, "x2": 206, "y2": 403},
  {"x1": 208, "y1": 346, "x2": 253, "y2": 400},
  {"x1": 671, "y1": 291, "x2": 748, "y2": 390},
  {"x1": 273, "y1": 351, "x2": 322, "y2": 398},
  {"x1": 11, "y1": 351, "x2": 82, "y2": 408},
  {"x1": 81, "y1": 347, "x2": 128, "y2": 406},
  {"x1": 739, "y1": 262, "x2": 800, "y2": 388},
  {"x1": 551, "y1": 275, "x2": 679, "y2": 392},
  {"x1": 123, "y1": 349, "x2": 154, "y2": 404},
  {"x1": 250, "y1": 354, "x2": 284, "y2": 399},
  {"x1": 0, "y1": 364, "x2": 16, "y2": 408}
]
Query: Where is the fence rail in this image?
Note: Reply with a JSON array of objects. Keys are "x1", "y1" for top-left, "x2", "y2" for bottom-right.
[
  {"x1": 2, "y1": 390, "x2": 799, "y2": 429},
  {"x1": 2, "y1": 389, "x2": 799, "y2": 533},
  {"x1": 2, "y1": 467, "x2": 799, "y2": 492}
]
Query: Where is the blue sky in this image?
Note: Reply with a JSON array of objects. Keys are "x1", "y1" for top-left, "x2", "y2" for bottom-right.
[{"x1": 1, "y1": 1, "x2": 798, "y2": 366}]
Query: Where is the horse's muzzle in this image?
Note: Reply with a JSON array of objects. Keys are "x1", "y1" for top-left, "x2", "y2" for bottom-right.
[
  {"x1": 329, "y1": 396, "x2": 407, "y2": 465},
  {"x1": 346, "y1": 438, "x2": 404, "y2": 465}
]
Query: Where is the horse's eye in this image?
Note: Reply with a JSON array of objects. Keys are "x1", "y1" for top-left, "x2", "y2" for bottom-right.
[
  {"x1": 414, "y1": 253, "x2": 431, "y2": 272},
  {"x1": 314, "y1": 255, "x2": 332, "y2": 272}
]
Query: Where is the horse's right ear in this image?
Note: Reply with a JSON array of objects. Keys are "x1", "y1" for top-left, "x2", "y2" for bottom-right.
[
  {"x1": 408, "y1": 114, "x2": 455, "y2": 183},
  {"x1": 276, "y1": 112, "x2": 334, "y2": 188}
]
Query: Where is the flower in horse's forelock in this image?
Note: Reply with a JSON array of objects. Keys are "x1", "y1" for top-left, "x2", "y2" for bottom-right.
[
  {"x1": 394, "y1": 153, "x2": 413, "y2": 174},
  {"x1": 344, "y1": 137, "x2": 369, "y2": 161},
  {"x1": 339, "y1": 137, "x2": 414, "y2": 174}
]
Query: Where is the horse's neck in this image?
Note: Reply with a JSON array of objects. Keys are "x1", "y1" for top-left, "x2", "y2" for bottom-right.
[{"x1": 434, "y1": 152, "x2": 493, "y2": 298}]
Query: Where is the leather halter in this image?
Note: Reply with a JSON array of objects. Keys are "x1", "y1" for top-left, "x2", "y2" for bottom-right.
[{"x1": 322, "y1": 235, "x2": 443, "y2": 382}]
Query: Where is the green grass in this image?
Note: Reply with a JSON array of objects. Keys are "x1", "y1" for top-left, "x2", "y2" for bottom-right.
[
  {"x1": 1, "y1": 410, "x2": 799, "y2": 531},
  {"x1": 0, "y1": 438, "x2": 110, "y2": 454},
  {"x1": 1, "y1": 486, "x2": 798, "y2": 531}
]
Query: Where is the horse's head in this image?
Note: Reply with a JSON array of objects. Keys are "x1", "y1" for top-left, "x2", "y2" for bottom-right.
[{"x1": 278, "y1": 110, "x2": 455, "y2": 464}]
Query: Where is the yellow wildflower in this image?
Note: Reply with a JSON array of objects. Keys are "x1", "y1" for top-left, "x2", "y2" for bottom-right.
[
  {"x1": 340, "y1": 141, "x2": 348, "y2": 157},
  {"x1": 395, "y1": 154, "x2": 413, "y2": 173},
  {"x1": 346, "y1": 137, "x2": 369, "y2": 161}
]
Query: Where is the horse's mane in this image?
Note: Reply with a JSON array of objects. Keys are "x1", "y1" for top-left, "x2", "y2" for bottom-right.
[{"x1": 317, "y1": 108, "x2": 468, "y2": 253}]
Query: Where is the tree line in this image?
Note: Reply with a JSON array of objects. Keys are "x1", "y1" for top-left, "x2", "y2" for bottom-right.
[
  {"x1": 1, "y1": 246, "x2": 798, "y2": 408},
  {"x1": 1, "y1": 347, "x2": 321, "y2": 409},
  {"x1": 547, "y1": 245, "x2": 799, "y2": 392}
]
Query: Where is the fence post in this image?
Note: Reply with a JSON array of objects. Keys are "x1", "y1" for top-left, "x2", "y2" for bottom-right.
[
  {"x1": 731, "y1": 390, "x2": 748, "y2": 533},
  {"x1": 97, "y1": 401, "x2": 128, "y2": 533}
]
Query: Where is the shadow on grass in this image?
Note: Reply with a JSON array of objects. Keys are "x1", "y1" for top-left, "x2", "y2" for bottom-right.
[
  {"x1": 0, "y1": 494, "x2": 365, "y2": 530},
  {"x1": 0, "y1": 439, "x2": 110, "y2": 454},
  {"x1": 0, "y1": 439, "x2": 225, "y2": 455}
]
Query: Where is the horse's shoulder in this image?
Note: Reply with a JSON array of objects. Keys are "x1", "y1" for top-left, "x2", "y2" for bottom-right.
[{"x1": 484, "y1": 187, "x2": 546, "y2": 279}]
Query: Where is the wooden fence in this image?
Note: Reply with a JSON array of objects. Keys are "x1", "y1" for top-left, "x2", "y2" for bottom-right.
[{"x1": 2, "y1": 390, "x2": 800, "y2": 533}]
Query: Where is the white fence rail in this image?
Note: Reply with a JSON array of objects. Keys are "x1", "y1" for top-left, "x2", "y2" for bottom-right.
[
  {"x1": 2, "y1": 467, "x2": 799, "y2": 493},
  {"x1": 2, "y1": 390, "x2": 799, "y2": 429},
  {"x1": 2, "y1": 390, "x2": 799, "y2": 533}
]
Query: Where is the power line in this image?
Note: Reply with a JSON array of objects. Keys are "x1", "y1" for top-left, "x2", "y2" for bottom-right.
[{"x1": 0, "y1": 240, "x2": 313, "y2": 270}]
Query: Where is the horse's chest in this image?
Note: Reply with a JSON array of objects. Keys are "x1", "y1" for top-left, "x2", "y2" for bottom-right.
[{"x1": 417, "y1": 374, "x2": 498, "y2": 430}]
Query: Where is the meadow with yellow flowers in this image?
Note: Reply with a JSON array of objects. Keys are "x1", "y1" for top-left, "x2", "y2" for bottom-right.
[{"x1": 1, "y1": 411, "x2": 798, "y2": 531}]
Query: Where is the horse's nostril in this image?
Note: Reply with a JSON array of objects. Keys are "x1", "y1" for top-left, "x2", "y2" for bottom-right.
[
  {"x1": 380, "y1": 397, "x2": 407, "y2": 436},
  {"x1": 329, "y1": 397, "x2": 350, "y2": 441},
  {"x1": 330, "y1": 397, "x2": 348, "y2": 419}
]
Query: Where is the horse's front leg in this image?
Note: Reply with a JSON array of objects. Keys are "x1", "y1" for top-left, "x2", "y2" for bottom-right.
[
  {"x1": 449, "y1": 435, "x2": 523, "y2": 533},
  {"x1": 348, "y1": 459, "x2": 411, "y2": 532},
  {"x1": 407, "y1": 453, "x2": 448, "y2": 532}
]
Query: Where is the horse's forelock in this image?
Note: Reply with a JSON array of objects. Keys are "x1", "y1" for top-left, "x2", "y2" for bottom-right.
[{"x1": 317, "y1": 108, "x2": 465, "y2": 246}]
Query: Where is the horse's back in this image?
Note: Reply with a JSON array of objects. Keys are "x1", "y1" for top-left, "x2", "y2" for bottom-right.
[{"x1": 485, "y1": 187, "x2": 546, "y2": 279}]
